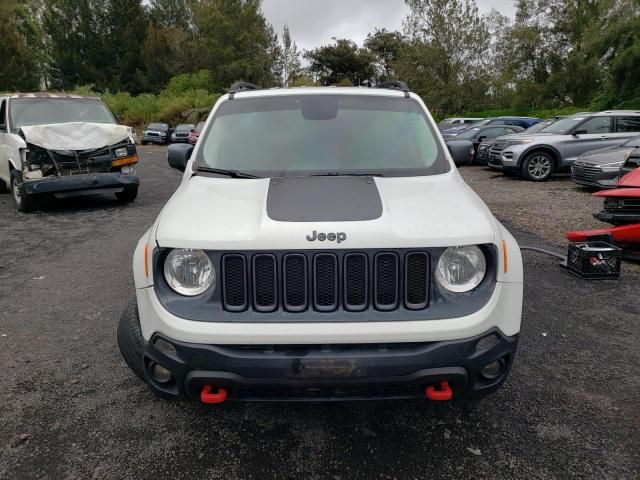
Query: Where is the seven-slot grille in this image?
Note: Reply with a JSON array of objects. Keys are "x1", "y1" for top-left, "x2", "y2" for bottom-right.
[{"x1": 221, "y1": 252, "x2": 430, "y2": 313}]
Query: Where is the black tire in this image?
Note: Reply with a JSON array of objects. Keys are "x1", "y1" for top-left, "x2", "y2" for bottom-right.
[
  {"x1": 521, "y1": 151, "x2": 554, "y2": 181},
  {"x1": 0, "y1": 179, "x2": 7, "y2": 194},
  {"x1": 117, "y1": 300, "x2": 147, "y2": 381},
  {"x1": 10, "y1": 170, "x2": 36, "y2": 212},
  {"x1": 141, "y1": 141, "x2": 147, "y2": 146},
  {"x1": 115, "y1": 187, "x2": 138, "y2": 203}
]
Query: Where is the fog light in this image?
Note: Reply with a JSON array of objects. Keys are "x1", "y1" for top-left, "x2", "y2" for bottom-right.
[
  {"x1": 150, "y1": 363, "x2": 173, "y2": 383},
  {"x1": 475, "y1": 334, "x2": 499, "y2": 353},
  {"x1": 481, "y1": 359, "x2": 504, "y2": 380},
  {"x1": 154, "y1": 338, "x2": 177, "y2": 356}
]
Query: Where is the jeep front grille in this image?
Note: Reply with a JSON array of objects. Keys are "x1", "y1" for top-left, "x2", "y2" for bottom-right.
[{"x1": 221, "y1": 251, "x2": 430, "y2": 313}]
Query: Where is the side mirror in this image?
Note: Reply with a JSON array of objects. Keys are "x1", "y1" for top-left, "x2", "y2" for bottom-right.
[
  {"x1": 573, "y1": 129, "x2": 587, "y2": 136},
  {"x1": 167, "y1": 143, "x2": 194, "y2": 172},
  {"x1": 478, "y1": 135, "x2": 486, "y2": 142}
]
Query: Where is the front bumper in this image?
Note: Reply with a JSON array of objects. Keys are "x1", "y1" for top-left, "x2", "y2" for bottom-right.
[
  {"x1": 142, "y1": 135, "x2": 167, "y2": 144},
  {"x1": 21, "y1": 172, "x2": 139, "y2": 198},
  {"x1": 570, "y1": 165, "x2": 619, "y2": 189},
  {"x1": 594, "y1": 211, "x2": 640, "y2": 224},
  {"x1": 144, "y1": 328, "x2": 518, "y2": 401}
]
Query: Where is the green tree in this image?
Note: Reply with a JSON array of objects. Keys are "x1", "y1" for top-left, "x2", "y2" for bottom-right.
[
  {"x1": 103, "y1": 0, "x2": 147, "y2": 94},
  {"x1": 363, "y1": 29, "x2": 405, "y2": 82},
  {"x1": 305, "y1": 38, "x2": 375, "y2": 86},
  {"x1": 0, "y1": 0, "x2": 41, "y2": 91},
  {"x1": 401, "y1": 0, "x2": 490, "y2": 114},
  {"x1": 147, "y1": 0, "x2": 193, "y2": 30},
  {"x1": 191, "y1": 0, "x2": 276, "y2": 90},
  {"x1": 281, "y1": 24, "x2": 301, "y2": 87}
]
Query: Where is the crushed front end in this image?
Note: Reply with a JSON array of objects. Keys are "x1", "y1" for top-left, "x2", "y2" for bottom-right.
[{"x1": 21, "y1": 140, "x2": 139, "y2": 199}]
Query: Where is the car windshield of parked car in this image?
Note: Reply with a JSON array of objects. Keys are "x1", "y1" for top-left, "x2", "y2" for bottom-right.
[
  {"x1": 176, "y1": 124, "x2": 194, "y2": 132},
  {"x1": 457, "y1": 128, "x2": 482, "y2": 139},
  {"x1": 197, "y1": 94, "x2": 448, "y2": 177},
  {"x1": 541, "y1": 115, "x2": 590, "y2": 134},
  {"x1": 148, "y1": 123, "x2": 168, "y2": 131},
  {"x1": 9, "y1": 98, "x2": 115, "y2": 128},
  {"x1": 467, "y1": 119, "x2": 490, "y2": 128},
  {"x1": 524, "y1": 121, "x2": 551, "y2": 133}
]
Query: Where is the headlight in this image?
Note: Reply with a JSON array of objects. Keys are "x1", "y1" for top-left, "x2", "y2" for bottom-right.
[
  {"x1": 436, "y1": 246, "x2": 487, "y2": 293},
  {"x1": 508, "y1": 137, "x2": 533, "y2": 146},
  {"x1": 164, "y1": 249, "x2": 215, "y2": 296},
  {"x1": 114, "y1": 147, "x2": 128, "y2": 158}
]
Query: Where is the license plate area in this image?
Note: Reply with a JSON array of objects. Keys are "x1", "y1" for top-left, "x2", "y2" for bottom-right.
[{"x1": 290, "y1": 358, "x2": 368, "y2": 378}]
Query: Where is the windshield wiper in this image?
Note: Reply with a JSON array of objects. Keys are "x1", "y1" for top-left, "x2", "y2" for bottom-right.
[
  {"x1": 196, "y1": 166, "x2": 262, "y2": 179},
  {"x1": 309, "y1": 172, "x2": 385, "y2": 177}
]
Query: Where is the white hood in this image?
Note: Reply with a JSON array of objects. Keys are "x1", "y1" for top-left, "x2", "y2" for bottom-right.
[
  {"x1": 155, "y1": 173, "x2": 496, "y2": 250},
  {"x1": 20, "y1": 122, "x2": 131, "y2": 150}
]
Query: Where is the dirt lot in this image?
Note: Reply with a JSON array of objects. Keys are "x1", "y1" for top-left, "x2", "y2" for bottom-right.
[{"x1": 1, "y1": 146, "x2": 638, "y2": 480}]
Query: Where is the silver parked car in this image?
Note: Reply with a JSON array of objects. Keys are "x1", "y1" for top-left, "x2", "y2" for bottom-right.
[
  {"x1": 571, "y1": 135, "x2": 640, "y2": 188},
  {"x1": 487, "y1": 111, "x2": 640, "y2": 181}
]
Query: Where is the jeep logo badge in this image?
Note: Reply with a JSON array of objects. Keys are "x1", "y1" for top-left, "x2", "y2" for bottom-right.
[{"x1": 306, "y1": 230, "x2": 347, "y2": 243}]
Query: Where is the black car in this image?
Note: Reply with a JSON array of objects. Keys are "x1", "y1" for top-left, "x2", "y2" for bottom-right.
[
  {"x1": 141, "y1": 123, "x2": 172, "y2": 145},
  {"x1": 446, "y1": 125, "x2": 524, "y2": 165}
]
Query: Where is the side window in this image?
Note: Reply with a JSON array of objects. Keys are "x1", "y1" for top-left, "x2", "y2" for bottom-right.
[
  {"x1": 615, "y1": 117, "x2": 640, "y2": 133},
  {"x1": 577, "y1": 117, "x2": 612, "y2": 134},
  {"x1": 0, "y1": 100, "x2": 6, "y2": 131}
]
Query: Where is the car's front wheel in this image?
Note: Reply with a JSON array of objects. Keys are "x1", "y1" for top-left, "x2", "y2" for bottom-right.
[
  {"x1": 10, "y1": 170, "x2": 35, "y2": 212},
  {"x1": 117, "y1": 300, "x2": 146, "y2": 381},
  {"x1": 115, "y1": 187, "x2": 138, "y2": 204},
  {"x1": 521, "y1": 151, "x2": 554, "y2": 181}
]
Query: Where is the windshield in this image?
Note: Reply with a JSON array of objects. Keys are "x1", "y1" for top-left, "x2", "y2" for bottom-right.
[
  {"x1": 9, "y1": 98, "x2": 115, "y2": 128},
  {"x1": 176, "y1": 124, "x2": 194, "y2": 132},
  {"x1": 457, "y1": 128, "x2": 481, "y2": 139},
  {"x1": 467, "y1": 119, "x2": 490, "y2": 128},
  {"x1": 623, "y1": 135, "x2": 640, "y2": 147},
  {"x1": 196, "y1": 94, "x2": 448, "y2": 177},
  {"x1": 542, "y1": 115, "x2": 589, "y2": 134},
  {"x1": 147, "y1": 123, "x2": 168, "y2": 131},
  {"x1": 524, "y1": 121, "x2": 551, "y2": 133}
]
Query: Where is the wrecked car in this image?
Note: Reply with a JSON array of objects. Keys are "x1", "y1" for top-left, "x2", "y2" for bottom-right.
[
  {"x1": 0, "y1": 93, "x2": 139, "y2": 212},
  {"x1": 567, "y1": 150, "x2": 640, "y2": 261}
]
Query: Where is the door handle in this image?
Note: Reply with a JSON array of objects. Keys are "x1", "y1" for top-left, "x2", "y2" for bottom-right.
[{"x1": 599, "y1": 136, "x2": 608, "y2": 140}]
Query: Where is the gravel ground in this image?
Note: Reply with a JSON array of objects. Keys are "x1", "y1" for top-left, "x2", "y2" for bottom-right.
[
  {"x1": 460, "y1": 168, "x2": 603, "y2": 247},
  {"x1": 0, "y1": 147, "x2": 638, "y2": 480}
]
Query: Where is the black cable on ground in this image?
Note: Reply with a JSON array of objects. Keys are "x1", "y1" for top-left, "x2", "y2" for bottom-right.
[{"x1": 520, "y1": 245, "x2": 567, "y2": 261}]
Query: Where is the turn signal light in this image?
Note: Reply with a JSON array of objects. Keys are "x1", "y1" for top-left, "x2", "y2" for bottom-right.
[{"x1": 112, "y1": 155, "x2": 138, "y2": 167}]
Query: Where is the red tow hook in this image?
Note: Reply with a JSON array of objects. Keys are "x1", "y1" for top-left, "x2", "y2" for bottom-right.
[
  {"x1": 200, "y1": 385, "x2": 228, "y2": 404},
  {"x1": 425, "y1": 381, "x2": 453, "y2": 401}
]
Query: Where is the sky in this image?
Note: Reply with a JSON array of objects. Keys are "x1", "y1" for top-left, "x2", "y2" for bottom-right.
[{"x1": 261, "y1": 0, "x2": 517, "y2": 52}]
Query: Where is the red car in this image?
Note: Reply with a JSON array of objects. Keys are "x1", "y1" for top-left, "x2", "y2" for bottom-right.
[
  {"x1": 188, "y1": 121, "x2": 205, "y2": 145},
  {"x1": 567, "y1": 151, "x2": 640, "y2": 261}
]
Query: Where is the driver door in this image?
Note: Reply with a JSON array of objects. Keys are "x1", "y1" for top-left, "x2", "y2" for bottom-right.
[{"x1": 564, "y1": 116, "x2": 615, "y2": 165}]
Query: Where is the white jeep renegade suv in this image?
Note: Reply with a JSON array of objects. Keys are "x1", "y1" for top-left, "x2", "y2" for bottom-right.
[{"x1": 118, "y1": 82, "x2": 523, "y2": 404}]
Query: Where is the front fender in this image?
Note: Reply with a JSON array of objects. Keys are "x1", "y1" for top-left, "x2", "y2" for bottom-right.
[{"x1": 516, "y1": 144, "x2": 563, "y2": 167}]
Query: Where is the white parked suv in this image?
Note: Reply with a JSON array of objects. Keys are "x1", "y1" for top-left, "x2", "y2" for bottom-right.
[{"x1": 118, "y1": 82, "x2": 523, "y2": 404}]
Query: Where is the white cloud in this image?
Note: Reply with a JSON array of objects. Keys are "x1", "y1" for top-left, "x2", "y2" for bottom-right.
[{"x1": 261, "y1": 0, "x2": 516, "y2": 52}]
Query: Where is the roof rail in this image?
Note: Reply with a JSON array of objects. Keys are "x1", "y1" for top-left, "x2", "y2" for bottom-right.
[
  {"x1": 377, "y1": 80, "x2": 410, "y2": 98},
  {"x1": 229, "y1": 82, "x2": 258, "y2": 99}
]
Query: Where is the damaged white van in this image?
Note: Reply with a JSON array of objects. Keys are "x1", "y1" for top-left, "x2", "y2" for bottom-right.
[
  {"x1": 119, "y1": 82, "x2": 523, "y2": 404},
  {"x1": 0, "y1": 93, "x2": 138, "y2": 212}
]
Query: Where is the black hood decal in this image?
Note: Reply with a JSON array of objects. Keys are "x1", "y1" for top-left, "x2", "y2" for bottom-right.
[{"x1": 266, "y1": 176, "x2": 383, "y2": 222}]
